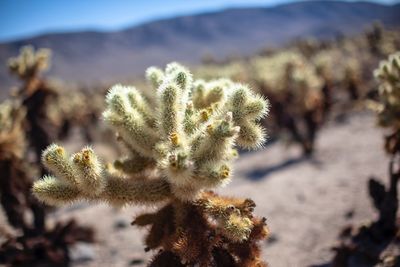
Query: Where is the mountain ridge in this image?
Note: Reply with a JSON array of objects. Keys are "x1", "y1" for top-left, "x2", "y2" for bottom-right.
[{"x1": 1, "y1": 0, "x2": 399, "y2": 91}]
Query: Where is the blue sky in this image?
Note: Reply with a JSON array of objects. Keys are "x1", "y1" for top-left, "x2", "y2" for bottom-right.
[{"x1": 0, "y1": 0, "x2": 398, "y2": 42}]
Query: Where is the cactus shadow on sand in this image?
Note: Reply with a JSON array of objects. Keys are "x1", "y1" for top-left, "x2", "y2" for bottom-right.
[{"x1": 246, "y1": 154, "x2": 310, "y2": 181}]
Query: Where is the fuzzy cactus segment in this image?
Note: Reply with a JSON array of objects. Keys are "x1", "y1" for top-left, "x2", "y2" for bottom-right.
[
  {"x1": 33, "y1": 145, "x2": 172, "y2": 206},
  {"x1": 38, "y1": 62, "x2": 267, "y2": 203},
  {"x1": 33, "y1": 62, "x2": 269, "y2": 202}
]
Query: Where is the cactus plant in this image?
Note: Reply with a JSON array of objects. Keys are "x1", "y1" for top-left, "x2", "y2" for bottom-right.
[
  {"x1": 52, "y1": 89, "x2": 104, "y2": 143},
  {"x1": 0, "y1": 47, "x2": 96, "y2": 267},
  {"x1": 251, "y1": 51, "x2": 324, "y2": 155},
  {"x1": 366, "y1": 22, "x2": 384, "y2": 56},
  {"x1": 331, "y1": 52, "x2": 400, "y2": 266},
  {"x1": 0, "y1": 100, "x2": 34, "y2": 232},
  {"x1": 33, "y1": 62, "x2": 270, "y2": 266},
  {"x1": 8, "y1": 46, "x2": 51, "y2": 84},
  {"x1": 371, "y1": 52, "x2": 400, "y2": 132},
  {"x1": 0, "y1": 100, "x2": 94, "y2": 267},
  {"x1": 8, "y1": 46, "x2": 59, "y2": 174},
  {"x1": 368, "y1": 51, "x2": 400, "y2": 234}
]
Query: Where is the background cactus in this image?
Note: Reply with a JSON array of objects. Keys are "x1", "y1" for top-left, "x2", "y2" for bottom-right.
[
  {"x1": 250, "y1": 51, "x2": 325, "y2": 155},
  {"x1": 0, "y1": 101, "x2": 33, "y2": 232},
  {"x1": 371, "y1": 52, "x2": 400, "y2": 131},
  {"x1": 8, "y1": 46, "x2": 51, "y2": 83},
  {"x1": 7, "y1": 46, "x2": 60, "y2": 175},
  {"x1": 368, "y1": 51, "x2": 400, "y2": 233},
  {"x1": 0, "y1": 100, "x2": 94, "y2": 267},
  {"x1": 33, "y1": 62, "x2": 270, "y2": 266},
  {"x1": 331, "y1": 51, "x2": 400, "y2": 266},
  {"x1": 190, "y1": 27, "x2": 400, "y2": 158},
  {"x1": 0, "y1": 48, "x2": 95, "y2": 267}
]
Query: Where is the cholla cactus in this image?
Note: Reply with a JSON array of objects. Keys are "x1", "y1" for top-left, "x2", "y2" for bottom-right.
[
  {"x1": 251, "y1": 51, "x2": 324, "y2": 119},
  {"x1": 371, "y1": 52, "x2": 400, "y2": 131},
  {"x1": 369, "y1": 52, "x2": 400, "y2": 245},
  {"x1": 365, "y1": 22, "x2": 383, "y2": 56},
  {"x1": 49, "y1": 89, "x2": 104, "y2": 143},
  {"x1": 369, "y1": 52, "x2": 400, "y2": 231},
  {"x1": 369, "y1": 51, "x2": 400, "y2": 156},
  {"x1": 251, "y1": 51, "x2": 323, "y2": 94},
  {"x1": 331, "y1": 52, "x2": 400, "y2": 266},
  {"x1": 33, "y1": 62, "x2": 269, "y2": 266},
  {"x1": 251, "y1": 51, "x2": 324, "y2": 155},
  {"x1": 0, "y1": 100, "x2": 26, "y2": 160},
  {"x1": 343, "y1": 58, "x2": 363, "y2": 101},
  {"x1": 195, "y1": 62, "x2": 249, "y2": 82},
  {"x1": 0, "y1": 99, "x2": 94, "y2": 266},
  {"x1": 8, "y1": 46, "x2": 59, "y2": 176},
  {"x1": 0, "y1": 100, "x2": 32, "y2": 232},
  {"x1": 8, "y1": 45, "x2": 50, "y2": 82}
]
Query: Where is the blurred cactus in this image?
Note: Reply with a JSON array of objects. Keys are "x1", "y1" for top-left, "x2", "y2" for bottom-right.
[
  {"x1": 195, "y1": 61, "x2": 249, "y2": 82},
  {"x1": 343, "y1": 58, "x2": 363, "y2": 101},
  {"x1": 313, "y1": 52, "x2": 336, "y2": 116},
  {"x1": 371, "y1": 52, "x2": 400, "y2": 132},
  {"x1": 8, "y1": 46, "x2": 60, "y2": 175},
  {"x1": 8, "y1": 45, "x2": 51, "y2": 83},
  {"x1": 369, "y1": 51, "x2": 400, "y2": 234},
  {"x1": 366, "y1": 22, "x2": 384, "y2": 56},
  {"x1": 0, "y1": 103, "x2": 47, "y2": 262},
  {"x1": 251, "y1": 51, "x2": 324, "y2": 155},
  {"x1": 193, "y1": 28, "x2": 400, "y2": 157},
  {"x1": 52, "y1": 89, "x2": 103, "y2": 143},
  {"x1": 0, "y1": 101, "x2": 34, "y2": 232},
  {"x1": 0, "y1": 101, "x2": 94, "y2": 266},
  {"x1": 331, "y1": 51, "x2": 400, "y2": 266},
  {"x1": 0, "y1": 48, "x2": 95, "y2": 267},
  {"x1": 33, "y1": 62, "x2": 270, "y2": 266},
  {"x1": 0, "y1": 100, "x2": 26, "y2": 160},
  {"x1": 251, "y1": 51, "x2": 323, "y2": 93}
]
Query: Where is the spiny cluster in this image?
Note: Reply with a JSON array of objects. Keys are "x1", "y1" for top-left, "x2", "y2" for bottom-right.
[
  {"x1": 33, "y1": 62, "x2": 269, "y2": 205},
  {"x1": 371, "y1": 52, "x2": 400, "y2": 129},
  {"x1": 8, "y1": 46, "x2": 51, "y2": 81}
]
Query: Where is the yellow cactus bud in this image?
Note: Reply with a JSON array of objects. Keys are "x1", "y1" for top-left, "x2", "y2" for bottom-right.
[
  {"x1": 200, "y1": 109, "x2": 209, "y2": 122},
  {"x1": 170, "y1": 132, "x2": 179, "y2": 146}
]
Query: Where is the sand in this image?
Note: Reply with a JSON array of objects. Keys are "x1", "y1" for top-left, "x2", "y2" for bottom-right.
[{"x1": 1, "y1": 110, "x2": 393, "y2": 267}]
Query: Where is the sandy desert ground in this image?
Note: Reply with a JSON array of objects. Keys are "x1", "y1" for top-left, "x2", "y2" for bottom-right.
[{"x1": 0, "y1": 110, "x2": 392, "y2": 267}]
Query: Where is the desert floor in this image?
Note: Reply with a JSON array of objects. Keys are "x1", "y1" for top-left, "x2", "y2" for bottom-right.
[{"x1": 1, "y1": 110, "x2": 392, "y2": 267}]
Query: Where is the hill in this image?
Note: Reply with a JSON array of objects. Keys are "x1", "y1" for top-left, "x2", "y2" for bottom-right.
[{"x1": 0, "y1": 0, "x2": 399, "y2": 91}]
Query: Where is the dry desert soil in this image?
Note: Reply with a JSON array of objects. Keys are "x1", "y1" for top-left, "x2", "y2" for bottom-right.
[{"x1": 0, "y1": 110, "x2": 394, "y2": 267}]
